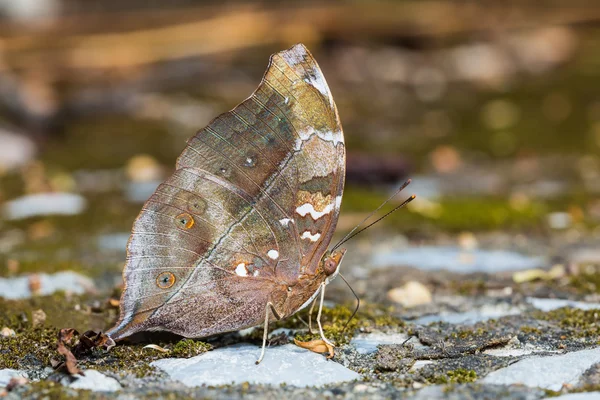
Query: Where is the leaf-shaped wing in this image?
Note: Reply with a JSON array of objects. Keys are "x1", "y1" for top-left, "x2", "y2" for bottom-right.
[{"x1": 107, "y1": 44, "x2": 345, "y2": 340}]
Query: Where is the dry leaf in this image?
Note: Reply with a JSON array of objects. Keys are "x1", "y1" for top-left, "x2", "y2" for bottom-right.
[
  {"x1": 108, "y1": 298, "x2": 120, "y2": 308},
  {"x1": 294, "y1": 338, "x2": 335, "y2": 359},
  {"x1": 143, "y1": 344, "x2": 171, "y2": 353},
  {"x1": 56, "y1": 328, "x2": 84, "y2": 376},
  {"x1": 72, "y1": 330, "x2": 115, "y2": 357}
]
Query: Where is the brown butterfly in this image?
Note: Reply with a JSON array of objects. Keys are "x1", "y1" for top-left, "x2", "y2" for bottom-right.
[{"x1": 106, "y1": 43, "x2": 346, "y2": 363}]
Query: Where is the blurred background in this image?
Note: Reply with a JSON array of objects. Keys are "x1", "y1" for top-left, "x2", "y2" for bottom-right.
[{"x1": 1, "y1": 0, "x2": 600, "y2": 314}]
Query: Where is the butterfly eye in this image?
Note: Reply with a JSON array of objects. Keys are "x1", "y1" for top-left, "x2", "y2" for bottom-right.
[
  {"x1": 175, "y1": 213, "x2": 194, "y2": 229},
  {"x1": 323, "y1": 258, "x2": 338, "y2": 276},
  {"x1": 156, "y1": 272, "x2": 176, "y2": 289}
]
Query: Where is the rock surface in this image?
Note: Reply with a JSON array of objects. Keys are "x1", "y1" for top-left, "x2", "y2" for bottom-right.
[
  {"x1": 3, "y1": 193, "x2": 86, "y2": 220},
  {"x1": 483, "y1": 348, "x2": 600, "y2": 391},
  {"x1": 152, "y1": 344, "x2": 361, "y2": 387},
  {"x1": 0, "y1": 369, "x2": 25, "y2": 387},
  {"x1": 387, "y1": 281, "x2": 433, "y2": 307},
  {"x1": 372, "y1": 246, "x2": 543, "y2": 273},
  {"x1": 68, "y1": 370, "x2": 122, "y2": 392},
  {"x1": 0, "y1": 271, "x2": 95, "y2": 299}
]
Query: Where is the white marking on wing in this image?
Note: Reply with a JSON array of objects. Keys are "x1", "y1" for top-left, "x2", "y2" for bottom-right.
[
  {"x1": 279, "y1": 218, "x2": 293, "y2": 227},
  {"x1": 267, "y1": 249, "x2": 279, "y2": 260},
  {"x1": 295, "y1": 203, "x2": 333, "y2": 220},
  {"x1": 235, "y1": 263, "x2": 247, "y2": 277},
  {"x1": 295, "y1": 127, "x2": 343, "y2": 150},
  {"x1": 300, "y1": 231, "x2": 321, "y2": 242},
  {"x1": 335, "y1": 195, "x2": 342, "y2": 210}
]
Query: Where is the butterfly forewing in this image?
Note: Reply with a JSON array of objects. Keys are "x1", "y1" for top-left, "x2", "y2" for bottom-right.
[{"x1": 108, "y1": 44, "x2": 345, "y2": 340}]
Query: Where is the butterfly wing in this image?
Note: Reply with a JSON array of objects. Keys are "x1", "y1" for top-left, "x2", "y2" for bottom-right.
[{"x1": 107, "y1": 44, "x2": 345, "y2": 340}]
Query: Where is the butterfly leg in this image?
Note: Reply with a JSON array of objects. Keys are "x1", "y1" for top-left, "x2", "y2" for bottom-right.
[
  {"x1": 256, "y1": 302, "x2": 282, "y2": 365},
  {"x1": 316, "y1": 282, "x2": 335, "y2": 348}
]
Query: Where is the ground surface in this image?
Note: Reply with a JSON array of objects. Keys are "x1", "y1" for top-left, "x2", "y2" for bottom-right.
[{"x1": 2, "y1": 3, "x2": 600, "y2": 398}]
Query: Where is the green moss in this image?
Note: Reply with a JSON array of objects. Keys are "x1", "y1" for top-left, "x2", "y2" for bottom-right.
[
  {"x1": 569, "y1": 384, "x2": 600, "y2": 395},
  {"x1": 293, "y1": 304, "x2": 405, "y2": 345},
  {"x1": 0, "y1": 259, "x2": 89, "y2": 278},
  {"x1": 429, "y1": 369, "x2": 478, "y2": 385},
  {"x1": 449, "y1": 280, "x2": 487, "y2": 296},
  {"x1": 171, "y1": 339, "x2": 212, "y2": 358},
  {"x1": 533, "y1": 307, "x2": 600, "y2": 337},
  {"x1": 18, "y1": 380, "x2": 93, "y2": 399},
  {"x1": 542, "y1": 388, "x2": 563, "y2": 397},
  {"x1": 0, "y1": 292, "x2": 116, "y2": 370},
  {"x1": 90, "y1": 338, "x2": 208, "y2": 378},
  {"x1": 0, "y1": 292, "x2": 115, "y2": 333},
  {"x1": 569, "y1": 267, "x2": 600, "y2": 294},
  {"x1": 341, "y1": 187, "x2": 547, "y2": 232},
  {"x1": 42, "y1": 116, "x2": 174, "y2": 171},
  {"x1": 446, "y1": 368, "x2": 478, "y2": 384},
  {"x1": 0, "y1": 326, "x2": 57, "y2": 369},
  {"x1": 520, "y1": 326, "x2": 542, "y2": 335},
  {"x1": 293, "y1": 305, "x2": 359, "y2": 345},
  {"x1": 449, "y1": 327, "x2": 486, "y2": 340}
]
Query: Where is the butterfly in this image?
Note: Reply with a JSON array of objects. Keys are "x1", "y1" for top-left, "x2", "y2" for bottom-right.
[{"x1": 106, "y1": 43, "x2": 346, "y2": 363}]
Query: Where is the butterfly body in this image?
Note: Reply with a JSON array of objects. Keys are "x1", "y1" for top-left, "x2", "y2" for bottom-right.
[{"x1": 107, "y1": 44, "x2": 346, "y2": 343}]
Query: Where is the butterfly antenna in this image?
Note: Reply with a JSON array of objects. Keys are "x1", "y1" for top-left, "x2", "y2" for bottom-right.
[
  {"x1": 339, "y1": 273, "x2": 360, "y2": 332},
  {"x1": 332, "y1": 179, "x2": 415, "y2": 251}
]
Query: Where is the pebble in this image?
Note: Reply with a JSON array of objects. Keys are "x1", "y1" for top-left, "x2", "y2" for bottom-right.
[
  {"x1": 3, "y1": 193, "x2": 87, "y2": 220},
  {"x1": 546, "y1": 393, "x2": 600, "y2": 400},
  {"x1": 0, "y1": 369, "x2": 26, "y2": 387},
  {"x1": 527, "y1": 297, "x2": 600, "y2": 312},
  {"x1": 125, "y1": 181, "x2": 161, "y2": 203},
  {"x1": 0, "y1": 327, "x2": 15, "y2": 337},
  {"x1": 483, "y1": 347, "x2": 600, "y2": 391},
  {"x1": 412, "y1": 303, "x2": 522, "y2": 325},
  {"x1": 372, "y1": 246, "x2": 543, "y2": 273},
  {"x1": 0, "y1": 129, "x2": 35, "y2": 172},
  {"x1": 97, "y1": 233, "x2": 130, "y2": 251},
  {"x1": 351, "y1": 332, "x2": 423, "y2": 355},
  {"x1": 548, "y1": 212, "x2": 572, "y2": 229},
  {"x1": 0, "y1": 271, "x2": 95, "y2": 300},
  {"x1": 152, "y1": 343, "x2": 360, "y2": 387},
  {"x1": 68, "y1": 370, "x2": 122, "y2": 392},
  {"x1": 125, "y1": 154, "x2": 163, "y2": 182},
  {"x1": 387, "y1": 281, "x2": 432, "y2": 308}
]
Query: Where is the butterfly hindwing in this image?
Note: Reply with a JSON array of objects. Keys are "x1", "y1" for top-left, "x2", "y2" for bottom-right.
[{"x1": 108, "y1": 44, "x2": 345, "y2": 340}]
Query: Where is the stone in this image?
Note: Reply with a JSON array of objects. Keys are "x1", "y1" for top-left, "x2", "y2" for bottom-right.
[
  {"x1": 372, "y1": 246, "x2": 542, "y2": 273},
  {"x1": 483, "y1": 348, "x2": 600, "y2": 391},
  {"x1": 0, "y1": 129, "x2": 35, "y2": 172},
  {"x1": 31, "y1": 309, "x2": 46, "y2": 328},
  {"x1": 0, "y1": 327, "x2": 15, "y2": 337},
  {"x1": 0, "y1": 271, "x2": 95, "y2": 300},
  {"x1": 0, "y1": 369, "x2": 26, "y2": 387},
  {"x1": 527, "y1": 297, "x2": 600, "y2": 312},
  {"x1": 351, "y1": 332, "x2": 415, "y2": 355},
  {"x1": 412, "y1": 303, "x2": 522, "y2": 325},
  {"x1": 152, "y1": 343, "x2": 360, "y2": 387},
  {"x1": 3, "y1": 193, "x2": 86, "y2": 220},
  {"x1": 68, "y1": 370, "x2": 122, "y2": 392},
  {"x1": 387, "y1": 281, "x2": 432, "y2": 308},
  {"x1": 547, "y1": 393, "x2": 600, "y2": 400}
]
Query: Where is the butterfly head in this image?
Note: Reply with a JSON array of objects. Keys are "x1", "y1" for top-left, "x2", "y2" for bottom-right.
[{"x1": 322, "y1": 248, "x2": 346, "y2": 277}]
